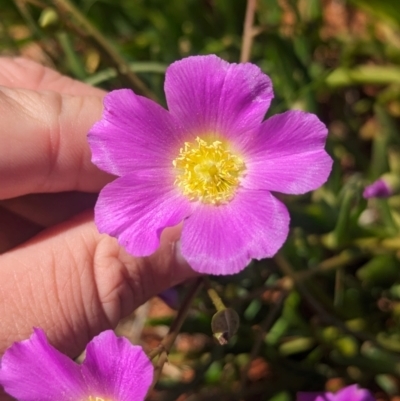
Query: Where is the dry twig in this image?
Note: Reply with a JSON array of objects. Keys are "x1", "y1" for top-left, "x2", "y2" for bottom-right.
[{"x1": 240, "y1": 0, "x2": 258, "y2": 63}]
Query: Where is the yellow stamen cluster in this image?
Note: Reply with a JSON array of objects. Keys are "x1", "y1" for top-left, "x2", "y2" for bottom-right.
[
  {"x1": 173, "y1": 137, "x2": 245, "y2": 205},
  {"x1": 87, "y1": 397, "x2": 112, "y2": 401}
]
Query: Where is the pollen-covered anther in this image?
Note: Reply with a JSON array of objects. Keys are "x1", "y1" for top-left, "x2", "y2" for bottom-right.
[{"x1": 173, "y1": 137, "x2": 246, "y2": 204}]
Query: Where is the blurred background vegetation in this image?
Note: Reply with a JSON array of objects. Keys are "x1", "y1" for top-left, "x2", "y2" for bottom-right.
[{"x1": 2, "y1": 0, "x2": 400, "y2": 400}]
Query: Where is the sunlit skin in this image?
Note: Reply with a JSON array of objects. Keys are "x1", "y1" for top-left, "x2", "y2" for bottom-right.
[
  {"x1": 0, "y1": 58, "x2": 196, "y2": 401},
  {"x1": 173, "y1": 137, "x2": 246, "y2": 204}
]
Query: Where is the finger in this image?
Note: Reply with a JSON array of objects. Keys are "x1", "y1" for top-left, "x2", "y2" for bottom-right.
[
  {"x1": 0, "y1": 57, "x2": 105, "y2": 97},
  {"x1": 0, "y1": 86, "x2": 112, "y2": 199},
  {"x1": 0, "y1": 212, "x2": 195, "y2": 358}
]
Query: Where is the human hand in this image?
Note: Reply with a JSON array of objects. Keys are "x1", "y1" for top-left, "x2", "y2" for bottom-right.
[{"x1": 0, "y1": 58, "x2": 194, "y2": 383}]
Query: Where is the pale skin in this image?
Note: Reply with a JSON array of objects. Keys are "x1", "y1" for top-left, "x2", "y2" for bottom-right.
[{"x1": 0, "y1": 58, "x2": 195, "y2": 399}]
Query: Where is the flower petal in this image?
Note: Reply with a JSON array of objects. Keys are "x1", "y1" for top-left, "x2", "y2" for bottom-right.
[
  {"x1": 363, "y1": 178, "x2": 392, "y2": 198},
  {"x1": 164, "y1": 55, "x2": 273, "y2": 146},
  {"x1": 336, "y1": 385, "x2": 375, "y2": 401},
  {"x1": 243, "y1": 110, "x2": 332, "y2": 194},
  {"x1": 158, "y1": 287, "x2": 180, "y2": 309},
  {"x1": 0, "y1": 328, "x2": 86, "y2": 401},
  {"x1": 297, "y1": 385, "x2": 375, "y2": 401},
  {"x1": 88, "y1": 89, "x2": 183, "y2": 176},
  {"x1": 180, "y1": 190, "x2": 289, "y2": 275},
  {"x1": 81, "y1": 331, "x2": 153, "y2": 401},
  {"x1": 95, "y1": 173, "x2": 192, "y2": 256}
]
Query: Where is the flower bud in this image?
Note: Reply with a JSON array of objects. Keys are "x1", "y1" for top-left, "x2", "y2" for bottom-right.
[
  {"x1": 211, "y1": 308, "x2": 240, "y2": 345},
  {"x1": 363, "y1": 174, "x2": 400, "y2": 199}
]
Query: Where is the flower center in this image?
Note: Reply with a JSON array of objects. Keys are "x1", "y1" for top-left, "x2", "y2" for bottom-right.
[
  {"x1": 87, "y1": 397, "x2": 112, "y2": 401},
  {"x1": 172, "y1": 137, "x2": 245, "y2": 204}
]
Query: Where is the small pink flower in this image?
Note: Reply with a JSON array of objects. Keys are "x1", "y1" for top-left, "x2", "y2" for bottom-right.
[
  {"x1": 297, "y1": 384, "x2": 375, "y2": 401},
  {"x1": 363, "y1": 174, "x2": 400, "y2": 199},
  {"x1": 0, "y1": 329, "x2": 153, "y2": 401},
  {"x1": 88, "y1": 55, "x2": 332, "y2": 275}
]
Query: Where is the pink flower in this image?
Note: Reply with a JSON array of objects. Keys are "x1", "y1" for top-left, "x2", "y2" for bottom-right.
[
  {"x1": 363, "y1": 174, "x2": 400, "y2": 199},
  {"x1": 0, "y1": 329, "x2": 153, "y2": 401},
  {"x1": 88, "y1": 55, "x2": 332, "y2": 275},
  {"x1": 297, "y1": 384, "x2": 375, "y2": 401}
]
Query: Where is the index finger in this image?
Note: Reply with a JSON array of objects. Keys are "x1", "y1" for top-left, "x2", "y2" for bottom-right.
[
  {"x1": 0, "y1": 57, "x2": 105, "y2": 97},
  {"x1": 0, "y1": 85, "x2": 111, "y2": 199},
  {"x1": 0, "y1": 58, "x2": 117, "y2": 199}
]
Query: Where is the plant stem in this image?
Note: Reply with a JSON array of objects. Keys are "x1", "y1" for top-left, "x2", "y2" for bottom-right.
[
  {"x1": 148, "y1": 277, "x2": 203, "y2": 361},
  {"x1": 240, "y1": 0, "x2": 258, "y2": 63},
  {"x1": 274, "y1": 252, "x2": 378, "y2": 345},
  {"x1": 14, "y1": 0, "x2": 44, "y2": 39},
  {"x1": 52, "y1": 0, "x2": 158, "y2": 100},
  {"x1": 146, "y1": 277, "x2": 203, "y2": 393},
  {"x1": 294, "y1": 250, "x2": 363, "y2": 280},
  {"x1": 203, "y1": 277, "x2": 226, "y2": 312}
]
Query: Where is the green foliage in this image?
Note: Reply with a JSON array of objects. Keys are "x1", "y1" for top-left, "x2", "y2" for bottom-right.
[{"x1": 3, "y1": 0, "x2": 400, "y2": 399}]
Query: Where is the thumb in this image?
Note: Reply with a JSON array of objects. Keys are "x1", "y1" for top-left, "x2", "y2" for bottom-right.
[{"x1": 0, "y1": 211, "x2": 195, "y2": 358}]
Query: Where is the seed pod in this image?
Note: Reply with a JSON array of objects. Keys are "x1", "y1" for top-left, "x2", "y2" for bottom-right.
[{"x1": 211, "y1": 308, "x2": 240, "y2": 345}]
